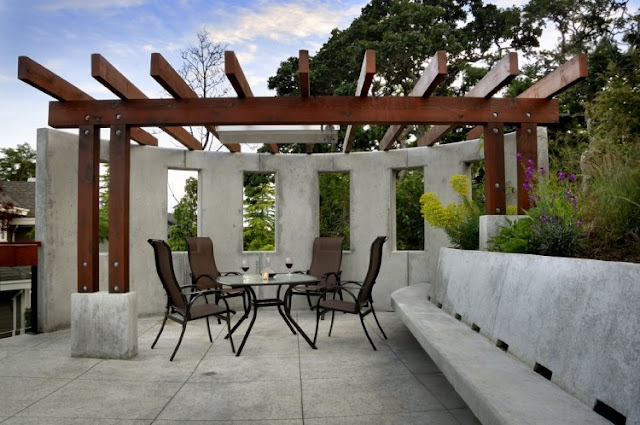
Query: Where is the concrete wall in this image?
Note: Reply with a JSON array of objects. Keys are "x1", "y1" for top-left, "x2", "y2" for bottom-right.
[
  {"x1": 36, "y1": 127, "x2": 547, "y2": 331},
  {"x1": 431, "y1": 247, "x2": 640, "y2": 424}
]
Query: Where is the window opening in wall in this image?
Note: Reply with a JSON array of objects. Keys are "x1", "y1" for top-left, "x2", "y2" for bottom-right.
[
  {"x1": 318, "y1": 172, "x2": 350, "y2": 250},
  {"x1": 167, "y1": 169, "x2": 198, "y2": 251},
  {"x1": 395, "y1": 167, "x2": 424, "y2": 250},
  {"x1": 243, "y1": 172, "x2": 275, "y2": 251}
]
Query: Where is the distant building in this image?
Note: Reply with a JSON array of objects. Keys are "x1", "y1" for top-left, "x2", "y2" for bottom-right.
[{"x1": 0, "y1": 180, "x2": 35, "y2": 338}]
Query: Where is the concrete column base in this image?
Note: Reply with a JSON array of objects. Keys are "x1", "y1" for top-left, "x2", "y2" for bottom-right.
[
  {"x1": 71, "y1": 291, "x2": 138, "y2": 359},
  {"x1": 479, "y1": 215, "x2": 528, "y2": 251}
]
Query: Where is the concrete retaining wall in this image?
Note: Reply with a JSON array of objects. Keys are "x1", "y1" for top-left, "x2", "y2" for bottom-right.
[
  {"x1": 431, "y1": 247, "x2": 640, "y2": 424},
  {"x1": 35, "y1": 127, "x2": 546, "y2": 332}
]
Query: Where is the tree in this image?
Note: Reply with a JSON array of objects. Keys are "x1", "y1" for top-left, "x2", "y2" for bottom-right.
[
  {"x1": 180, "y1": 28, "x2": 229, "y2": 150},
  {"x1": 319, "y1": 173, "x2": 350, "y2": 249},
  {"x1": 243, "y1": 173, "x2": 275, "y2": 251},
  {"x1": 98, "y1": 166, "x2": 109, "y2": 242},
  {"x1": 395, "y1": 169, "x2": 424, "y2": 250},
  {"x1": 168, "y1": 177, "x2": 198, "y2": 251},
  {"x1": 0, "y1": 143, "x2": 36, "y2": 181}
]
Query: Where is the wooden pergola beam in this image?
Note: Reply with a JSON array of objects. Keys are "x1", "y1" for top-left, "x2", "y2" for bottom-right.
[
  {"x1": 420, "y1": 52, "x2": 518, "y2": 146},
  {"x1": 379, "y1": 50, "x2": 447, "y2": 151},
  {"x1": 49, "y1": 97, "x2": 559, "y2": 127},
  {"x1": 225, "y1": 51, "x2": 278, "y2": 154},
  {"x1": 18, "y1": 56, "x2": 157, "y2": 146},
  {"x1": 343, "y1": 49, "x2": 376, "y2": 153},
  {"x1": 299, "y1": 50, "x2": 310, "y2": 97},
  {"x1": 150, "y1": 53, "x2": 239, "y2": 153},
  {"x1": 466, "y1": 53, "x2": 588, "y2": 140},
  {"x1": 91, "y1": 54, "x2": 202, "y2": 151}
]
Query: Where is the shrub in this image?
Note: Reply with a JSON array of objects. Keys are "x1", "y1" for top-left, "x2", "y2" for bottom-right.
[
  {"x1": 488, "y1": 217, "x2": 534, "y2": 254},
  {"x1": 420, "y1": 174, "x2": 481, "y2": 250}
]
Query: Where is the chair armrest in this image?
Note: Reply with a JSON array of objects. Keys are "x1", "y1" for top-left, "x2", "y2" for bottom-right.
[
  {"x1": 221, "y1": 271, "x2": 240, "y2": 276},
  {"x1": 192, "y1": 274, "x2": 218, "y2": 286}
]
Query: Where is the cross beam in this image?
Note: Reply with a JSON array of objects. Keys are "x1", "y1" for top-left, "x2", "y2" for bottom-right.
[{"x1": 343, "y1": 49, "x2": 376, "y2": 153}]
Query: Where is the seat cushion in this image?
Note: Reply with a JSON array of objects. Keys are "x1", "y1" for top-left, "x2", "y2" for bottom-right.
[
  {"x1": 319, "y1": 299, "x2": 357, "y2": 314},
  {"x1": 189, "y1": 303, "x2": 228, "y2": 320}
]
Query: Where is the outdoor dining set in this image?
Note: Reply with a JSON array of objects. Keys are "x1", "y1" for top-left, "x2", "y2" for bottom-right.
[{"x1": 147, "y1": 235, "x2": 388, "y2": 361}]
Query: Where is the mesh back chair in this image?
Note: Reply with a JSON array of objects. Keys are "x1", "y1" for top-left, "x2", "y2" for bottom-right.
[
  {"x1": 185, "y1": 237, "x2": 247, "y2": 317},
  {"x1": 148, "y1": 239, "x2": 235, "y2": 361},
  {"x1": 313, "y1": 236, "x2": 388, "y2": 350},
  {"x1": 288, "y1": 236, "x2": 344, "y2": 310}
]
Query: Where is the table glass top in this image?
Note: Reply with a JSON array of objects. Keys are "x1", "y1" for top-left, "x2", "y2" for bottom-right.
[{"x1": 216, "y1": 273, "x2": 319, "y2": 287}]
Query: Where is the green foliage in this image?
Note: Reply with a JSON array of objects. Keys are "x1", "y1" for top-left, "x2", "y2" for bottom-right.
[
  {"x1": 420, "y1": 174, "x2": 480, "y2": 250},
  {"x1": 395, "y1": 169, "x2": 424, "y2": 250},
  {"x1": 168, "y1": 177, "x2": 198, "y2": 251},
  {"x1": 98, "y1": 166, "x2": 109, "y2": 243},
  {"x1": 0, "y1": 143, "x2": 36, "y2": 181},
  {"x1": 243, "y1": 173, "x2": 275, "y2": 251},
  {"x1": 488, "y1": 218, "x2": 534, "y2": 253},
  {"x1": 319, "y1": 173, "x2": 350, "y2": 250}
]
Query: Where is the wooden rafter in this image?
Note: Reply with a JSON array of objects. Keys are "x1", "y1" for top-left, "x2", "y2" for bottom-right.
[
  {"x1": 225, "y1": 51, "x2": 278, "y2": 154},
  {"x1": 49, "y1": 97, "x2": 559, "y2": 128},
  {"x1": 379, "y1": 50, "x2": 447, "y2": 151},
  {"x1": 150, "y1": 53, "x2": 240, "y2": 153},
  {"x1": 420, "y1": 52, "x2": 518, "y2": 146},
  {"x1": 91, "y1": 54, "x2": 201, "y2": 151},
  {"x1": 343, "y1": 49, "x2": 376, "y2": 153},
  {"x1": 299, "y1": 50, "x2": 310, "y2": 97},
  {"x1": 466, "y1": 53, "x2": 588, "y2": 140},
  {"x1": 17, "y1": 56, "x2": 157, "y2": 146}
]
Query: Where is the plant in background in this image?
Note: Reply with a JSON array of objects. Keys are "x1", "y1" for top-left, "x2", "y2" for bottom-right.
[
  {"x1": 420, "y1": 174, "x2": 481, "y2": 250},
  {"x1": 520, "y1": 155, "x2": 584, "y2": 257},
  {"x1": 488, "y1": 217, "x2": 534, "y2": 253}
]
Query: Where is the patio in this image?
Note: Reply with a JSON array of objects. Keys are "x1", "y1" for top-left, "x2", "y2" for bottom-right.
[{"x1": 0, "y1": 311, "x2": 479, "y2": 424}]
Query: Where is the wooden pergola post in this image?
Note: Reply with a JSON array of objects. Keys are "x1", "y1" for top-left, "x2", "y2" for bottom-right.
[
  {"x1": 108, "y1": 124, "x2": 130, "y2": 293},
  {"x1": 484, "y1": 122, "x2": 506, "y2": 215}
]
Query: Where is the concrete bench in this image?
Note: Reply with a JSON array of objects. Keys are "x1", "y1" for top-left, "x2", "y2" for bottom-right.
[{"x1": 391, "y1": 284, "x2": 611, "y2": 425}]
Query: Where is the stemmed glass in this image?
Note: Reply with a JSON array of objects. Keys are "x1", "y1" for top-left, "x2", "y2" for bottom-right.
[
  {"x1": 285, "y1": 257, "x2": 293, "y2": 276},
  {"x1": 241, "y1": 259, "x2": 249, "y2": 273}
]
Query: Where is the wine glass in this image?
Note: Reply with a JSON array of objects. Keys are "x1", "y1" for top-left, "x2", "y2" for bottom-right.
[
  {"x1": 241, "y1": 259, "x2": 249, "y2": 273},
  {"x1": 285, "y1": 257, "x2": 293, "y2": 276}
]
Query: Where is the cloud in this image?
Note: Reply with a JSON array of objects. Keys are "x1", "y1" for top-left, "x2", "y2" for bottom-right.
[
  {"x1": 207, "y1": 0, "x2": 362, "y2": 46},
  {"x1": 36, "y1": 0, "x2": 147, "y2": 12}
]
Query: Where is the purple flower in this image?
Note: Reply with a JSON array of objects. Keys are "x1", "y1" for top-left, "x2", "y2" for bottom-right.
[
  {"x1": 539, "y1": 167, "x2": 546, "y2": 175},
  {"x1": 577, "y1": 220, "x2": 583, "y2": 227},
  {"x1": 516, "y1": 152, "x2": 523, "y2": 162},
  {"x1": 525, "y1": 169, "x2": 533, "y2": 181},
  {"x1": 540, "y1": 215, "x2": 548, "y2": 223},
  {"x1": 526, "y1": 159, "x2": 535, "y2": 168},
  {"x1": 568, "y1": 173, "x2": 576, "y2": 182},
  {"x1": 522, "y1": 182, "x2": 531, "y2": 191},
  {"x1": 557, "y1": 171, "x2": 565, "y2": 181}
]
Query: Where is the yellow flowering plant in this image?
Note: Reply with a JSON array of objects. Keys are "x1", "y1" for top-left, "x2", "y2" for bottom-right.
[{"x1": 420, "y1": 174, "x2": 481, "y2": 249}]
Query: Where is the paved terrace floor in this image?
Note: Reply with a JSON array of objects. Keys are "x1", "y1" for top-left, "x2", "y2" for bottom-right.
[{"x1": 0, "y1": 311, "x2": 480, "y2": 424}]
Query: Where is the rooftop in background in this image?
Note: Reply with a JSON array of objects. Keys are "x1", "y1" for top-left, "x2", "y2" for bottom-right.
[{"x1": 0, "y1": 181, "x2": 35, "y2": 218}]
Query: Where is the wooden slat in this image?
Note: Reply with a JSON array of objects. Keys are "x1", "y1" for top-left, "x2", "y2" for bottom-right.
[
  {"x1": 299, "y1": 50, "x2": 310, "y2": 97},
  {"x1": 484, "y1": 123, "x2": 506, "y2": 215},
  {"x1": 92, "y1": 54, "x2": 201, "y2": 151},
  {"x1": 224, "y1": 51, "x2": 277, "y2": 153},
  {"x1": 150, "y1": 53, "x2": 239, "y2": 152},
  {"x1": 0, "y1": 243, "x2": 41, "y2": 267},
  {"x1": 516, "y1": 123, "x2": 537, "y2": 213},
  {"x1": 380, "y1": 50, "x2": 447, "y2": 151},
  {"x1": 77, "y1": 125, "x2": 100, "y2": 293},
  {"x1": 466, "y1": 53, "x2": 588, "y2": 140},
  {"x1": 17, "y1": 56, "x2": 157, "y2": 146},
  {"x1": 108, "y1": 124, "x2": 130, "y2": 293},
  {"x1": 420, "y1": 52, "x2": 518, "y2": 146},
  {"x1": 49, "y1": 97, "x2": 557, "y2": 128},
  {"x1": 343, "y1": 49, "x2": 376, "y2": 153}
]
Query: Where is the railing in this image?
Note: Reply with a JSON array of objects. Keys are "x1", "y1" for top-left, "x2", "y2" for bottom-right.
[{"x1": 0, "y1": 242, "x2": 41, "y2": 334}]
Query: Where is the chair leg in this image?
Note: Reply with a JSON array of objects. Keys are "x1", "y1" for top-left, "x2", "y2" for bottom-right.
[
  {"x1": 151, "y1": 312, "x2": 168, "y2": 349},
  {"x1": 359, "y1": 313, "x2": 377, "y2": 351},
  {"x1": 328, "y1": 310, "x2": 336, "y2": 337},
  {"x1": 225, "y1": 312, "x2": 235, "y2": 354},
  {"x1": 306, "y1": 293, "x2": 313, "y2": 310},
  {"x1": 370, "y1": 305, "x2": 387, "y2": 339},
  {"x1": 170, "y1": 321, "x2": 188, "y2": 361},
  {"x1": 215, "y1": 295, "x2": 222, "y2": 325},
  {"x1": 205, "y1": 317, "x2": 213, "y2": 342},
  {"x1": 313, "y1": 305, "x2": 322, "y2": 345}
]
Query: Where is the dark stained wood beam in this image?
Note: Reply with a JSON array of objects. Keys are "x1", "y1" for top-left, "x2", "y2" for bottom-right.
[
  {"x1": 150, "y1": 53, "x2": 240, "y2": 153},
  {"x1": 17, "y1": 56, "x2": 157, "y2": 146},
  {"x1": 77, "y1": 125, "x2": 100, "y2": 293},
  {"x1": 49, "y1": 96, "x2": 559, "y2": 128},
  {"x1": 92, "y1": 54, "x2": 202, "y2": 151},
  {"x1": 224, "y1": 51, "x2": 278, "y2": 154},
  {"x1": 466, "y1": 53, "x2": 588, "y2": 140},
  {"x1": 343, "y1": 49, "x2": 376, "y2": 153},
  {"x1": 420, "y1": 52, "x2": 518, "y2": 147},
  {"x1": 299, "y1": 50, "x2": 310, "y2": 97},
  {"x1": 516, "y1": 123, "x2": 537, "y2": 213},
  {"x1": 108, "y1": 124, "x2": 130, "y2": 293},
  {"x1": 484, "y1": 122, "x2": 506, "y2": 215},
  {"x1": 379, "y1": 50, "x2": 447, "y2": 151}
]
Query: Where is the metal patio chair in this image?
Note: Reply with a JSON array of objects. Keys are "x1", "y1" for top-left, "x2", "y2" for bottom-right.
[
  {"x1": 313, "y1": 236, "x2": 388, "y2": 350},
  {"x1": 287, "y1": 236, "x2": 344, "y2": 311},
  {"x1": 185, "y1": 236, "x2": 247, "y2": 319},
  {"x1": 148, "y1": 239, "x2": 235, "y2": 361}
]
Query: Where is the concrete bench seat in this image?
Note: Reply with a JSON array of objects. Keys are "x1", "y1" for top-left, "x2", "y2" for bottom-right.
[{"x1": 391, "y1": 284, "x2": 610, "y2": 425}]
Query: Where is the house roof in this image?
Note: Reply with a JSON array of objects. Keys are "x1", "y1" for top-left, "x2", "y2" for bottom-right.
[{"x1": 0, "y1": 181, "x2": 35, "y2": 218}]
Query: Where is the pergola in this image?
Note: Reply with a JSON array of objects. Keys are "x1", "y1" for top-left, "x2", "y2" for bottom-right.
[{"x1": 18, "y1": 49, "x2": 586, "y2": 297}]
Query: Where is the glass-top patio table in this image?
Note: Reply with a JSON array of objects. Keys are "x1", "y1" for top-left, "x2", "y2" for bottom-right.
[{"x1": 216, "y1": 273, "x2": 319, "y2": 356}]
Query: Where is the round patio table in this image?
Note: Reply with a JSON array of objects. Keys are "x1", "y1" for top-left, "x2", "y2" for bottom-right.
[{"x1": 216, "y1": 273, "x2": 320, "y2": 356}]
